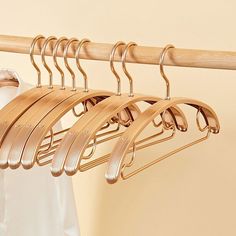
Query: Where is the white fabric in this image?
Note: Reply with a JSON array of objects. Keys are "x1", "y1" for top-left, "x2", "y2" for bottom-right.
[{"x1": 0, "y1": 69, "x2": 80, "y2": 236}]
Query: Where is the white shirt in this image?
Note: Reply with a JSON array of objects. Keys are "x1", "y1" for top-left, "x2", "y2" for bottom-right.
[{"x1": 0, "y1": 70, "x2": 80, "y2": 236}]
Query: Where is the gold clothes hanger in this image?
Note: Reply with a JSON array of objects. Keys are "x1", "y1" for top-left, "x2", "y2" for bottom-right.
[
  {"x1": 8, "y1": 39, "x2": 138, "y2": 169},
  {"x1": 50, "y1": 41, "x2": 144, "y2": 176},
  {"x1": 51, "y1": 42, "x2": 188, "y2": 177},
  {"x1": 0, "y1": 36, "x2": 71, "y2": 168},
  {"x1": 19, "y1": 38, "x2": 113, "y2": 169},
  {"x1": 105, "y1": 44, "x2": 220, "y2": 184},
  {"x1": 5, "y1": 37, "x2": 90, "y2": 169},
  {"x1": 2, "y1": 37, "x2": 78, "y2": 168},
  {"x1": 0, "y1": 35, "x2": 61, "y2": 168},
  {"x1": 3, "y1": 37, "x2": 108, "y2": 169}
]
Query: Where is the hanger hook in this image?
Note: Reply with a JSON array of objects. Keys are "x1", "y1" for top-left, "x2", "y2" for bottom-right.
[
  {"x1": 30, "y1": 35, "x2": 45, "y2": 88},
  {"x1": 63, "y1": 38, "x2": 79, "y2": 91},
  {"x1": 122, "y1": 42, "x2": 137, "y2": 97},
  {"x1": 52, "y1": 37, "x2": 68, "y2": 90},
  {"x1": 159, "y1": 44, "x2": 175, "y2": 100},
  {"x1": 41, "y1": 36, "x2": 57, "y2": 89},
  {"x1": 110, "y1": 41, "x2": 126, "y2": 96},
  {"x1": 75, "y1": 38, "x2": 90, "y2": 92}
]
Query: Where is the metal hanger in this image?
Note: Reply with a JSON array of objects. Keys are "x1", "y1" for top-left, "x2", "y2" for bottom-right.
[
  {"x1": 9, "y1": 39, "x2": 139, "y2": 169},
  {"x1": 5, "y1": 37, "x2": 90, "y2": 169},
  {"x1": 51, "y1": 42, "x2": 188, "y2": 177},
  {"x1": 17, "y1": 38, "x2": 112, "y2": 169},
  {"x1": 33, "y1": 41, "x2": 142, "y2": 169},
  {"x1": 0, "y1": 35, "x2": 53, "y2": 148},
  {"x1": 0, "y1": 36, "x2": 71, "y2": 168},
  {"x1": 0, "y1": 35, "x2": 61, "y2": 168},
  {"x1": 50, "y1": 41, "x2": 142, "y2": 176},
  {"x1": 2, "y1": 37, "x2": 100, "y2": 169},
  {"x1": 105, "y1": 44, "x2": 220, "y2": 184}
]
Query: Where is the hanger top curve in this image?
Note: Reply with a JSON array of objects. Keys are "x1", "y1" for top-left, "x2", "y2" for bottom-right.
[
  {"x1": 75, "y1": 38, "x2": 91, "y2": 92},
  {"x1": 52, "y1": 36, "x2": 68, "y2": 89},
  {"x1": 63, "y1": 38, "x2": 79, "y2": 91},
  {"x1": 41, "y1": 36, "x2": 57, "y2": 89}
]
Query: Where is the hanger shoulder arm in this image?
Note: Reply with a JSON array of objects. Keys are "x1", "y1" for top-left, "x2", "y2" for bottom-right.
[
  {"x1": 6, "y1": 88, "x2": 75, "y2": 169},
  {"x1": 0, "y1": 86, "x2": 55, "y2": 168},
  {"x1": 20, "y1": 90, "x2": 113, "y2": 169},
  {"x1": 63, "y1": 94, "x2": 158, "y2": 176},
  {"x1": 106, "y1": 99, "x2": 169, "y2": 183},
  {"x1": 51, "y1": 94, "x2": 125, "y2": 176},
  {"x1": 105, "y1": 97, "x2": 220, "y2": 183},
  {"x1": 0, "y1": 86, "x2": 52, "y2": 145}
]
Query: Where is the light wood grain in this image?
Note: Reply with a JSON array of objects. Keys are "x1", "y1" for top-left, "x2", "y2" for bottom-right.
[{"x1": 0, "y1": 35, "x2": 236, "y2": 70}]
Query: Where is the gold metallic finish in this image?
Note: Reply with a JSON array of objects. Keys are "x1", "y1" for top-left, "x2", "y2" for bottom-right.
[
  {"x1": 105, "y1": 42, "x2": 220, "y2": 183},
  {"x1": 51, "y1": 95, "x2": 140, "y2": 176},
  {"x1": 38, "y1": 129, "x2": 54, "y2": 155},
  {"x1": 18, "y1": 61, "x2": 116, "y2": 168},
  {"x1": 62, "y1": 95, "x2": 182, "y2": 176},
  {"x1": 109, "y1": 41, "x2": 126, "y2": 95},
  {"x1": 0, "y1": 35, "x2": 220, "y2": 186},
  {"x1": 79, "y1": 125, "x2": 168, "y2": 172},
  {"x1": 75, "y1": 39, "x2": 91, "y2": 92},
  {"x1": 30, "y1": 35, "x2": 45, "y2": 88},
  {"x1": 122, "y1": 42, "x2": 137, "y2": 97},
  {"x1": 50, "y1": 42, "x2": 146, "y2": 176},
  {"x1": 63, "y1": 38, "x2": 79, "y2": 91},
  {"x1": 196, "y1": 108, "x2": 209, "y2": 132},
  {"x1": 0, "y1": 35, "x2": 57, "y2": 168},
  {"x1": 4, "y1": 36, "x2": 80, "y2": 169},
  {"x1": 121, "y1": 130, "x2": 211, "y2": 181},
  {"x1": 106, "y1": 98, "x2": 220, "y2": 184},
  {"x1": 19, "y1": 41, "x2": 139, "y2": 170},
  {"x1": 5, "y1": 87, "x2": 74, "y2": 169},
  {"x1": 159, "y1": 44, "x2": 175, "y2": 99},
  {"x1": 52, "y1": 42, "x2": 188, "y2": 177},
  {"x1": 53, "y1": 36, "x2": 68, "y2": 89},
  {"x1": 21, "y1": 94, "x2": 111, "y2": 169},
  {"x1": 41, "y1": 36, "x2": 57, "y2": 88}
]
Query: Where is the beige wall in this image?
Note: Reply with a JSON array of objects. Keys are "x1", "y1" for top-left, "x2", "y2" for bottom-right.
[{"x1": 1, "y1": 0, "x2": 236, "y2": 235}]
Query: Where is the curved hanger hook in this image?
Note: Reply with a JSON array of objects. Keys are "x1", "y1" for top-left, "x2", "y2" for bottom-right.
[
  {"x1": 41, "y1": 36, "x2": 57, "y2": 89},
  {"x1": 110, "y1": 41, "x2": 126, "y2": 96},
  {"x1": 75, "y1": 38, "x2": 90, "y2": 92},
  {"x1": 30, "y1": 35, "x2": 45, "y2": 88},
  {"x1": 63, "y1": 38, "x2": 79, "y2": 91},
  {"x1": 122, "y1": 42, "x2": 137, "y2": 97},
  {"x1": 52, "y1": 37, "x2": 68, "y2": 90},
  {"x1": 159, "y1": 44, "x2": 175, "y2": 100}
]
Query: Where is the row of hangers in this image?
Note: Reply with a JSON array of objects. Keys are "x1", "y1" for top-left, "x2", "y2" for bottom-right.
[{"x1": 0, "y1": 35, "x2": 220, "y2": 184}]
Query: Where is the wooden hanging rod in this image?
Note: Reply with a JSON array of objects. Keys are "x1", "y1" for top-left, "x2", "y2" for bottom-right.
[{"x1": 0, "y1": 35, "x2": 236, "y2": 70}]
